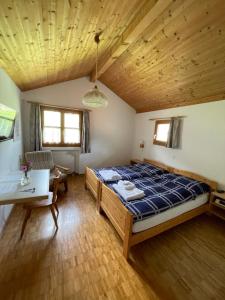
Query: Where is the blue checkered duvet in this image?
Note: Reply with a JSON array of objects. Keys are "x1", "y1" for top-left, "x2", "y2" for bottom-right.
[
  {"x1": 93, "y1": 163, "x2": 165, "y2": 182},
  {"x1": 108, "y1": 173, "x2": 210, "y2": 222}
]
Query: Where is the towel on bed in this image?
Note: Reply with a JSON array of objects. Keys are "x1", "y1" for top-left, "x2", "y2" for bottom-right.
[
  {"x1": 99, "y1": 170, "x2": 122, "y2": 181},
  {"x1": 112, "y1": 183, "x2": 145, "y2": 201},
  {"x1": 118, "y1": 180, "x2": 135, "y2": 190}
]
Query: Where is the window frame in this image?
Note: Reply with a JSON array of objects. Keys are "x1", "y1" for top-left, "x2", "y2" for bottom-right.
[
  {"x1": 40, "y1": 106, "x2": 83, "y2": 147},
  {"x1": 153, "y1": 119, "x2": 170, "y2": 147}
]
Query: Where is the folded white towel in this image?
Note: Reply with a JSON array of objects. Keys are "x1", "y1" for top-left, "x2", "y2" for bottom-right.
[
  {"x1": 113, "y1": 183, "x2": 145, "y2": 201},
  {"x1": 125, "y1": 185, "x2": 135, "y2": 191},
  {"x1": 99, "y1": 170, "x2": 122, "y2": 181},
  {"x1": 118, "y1": 180, "x2": 135, "y2": 190},
  {"x1": 119, "y1": 180, "x2": 131, "y2": 186}
]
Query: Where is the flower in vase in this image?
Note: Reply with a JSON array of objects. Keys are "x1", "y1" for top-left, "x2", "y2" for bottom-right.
[{"x1": 20, "y1": 165, "x2": 28, "y2": 172}]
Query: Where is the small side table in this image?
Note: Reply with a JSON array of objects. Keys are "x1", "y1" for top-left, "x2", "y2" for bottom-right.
[
  {"x1": 130, "y1": 159, "x2": 143, "y2": 165},
  {"x1": 209, "y1": 191, "x2": 225, "y2": 221}
]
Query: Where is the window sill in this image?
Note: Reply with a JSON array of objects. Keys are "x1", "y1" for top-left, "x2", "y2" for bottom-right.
[
  {"x1": 153, "y1": 141, "x2": 167, "y2": 147},
  {"x1": 42, "y1": 146, "x2": 81, "y2": 151}
]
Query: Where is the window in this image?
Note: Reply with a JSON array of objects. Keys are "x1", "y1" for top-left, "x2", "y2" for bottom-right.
[
  {"x1": 41, "y1": 106, "x2": 82, "y2": 147},
  {"x1": 153, "y1": 120, "x2": 170, "y2": 146},
  {"x1": 0, "y1": 103, "x2": 16, "y2": 141}
]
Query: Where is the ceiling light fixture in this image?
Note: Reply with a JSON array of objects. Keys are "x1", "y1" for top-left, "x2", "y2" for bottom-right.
[{"x1": 82, "y1": 33, "x2": 108, "y2": 108}]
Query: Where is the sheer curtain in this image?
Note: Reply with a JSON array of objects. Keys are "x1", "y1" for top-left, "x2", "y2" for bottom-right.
[
  {"x1": 81, "y1": 111, "x2": 91, "y2": 153},
  {"x1": 166, "y1": 117, "x2": 181, "y2": 149},
  {"x1": 29, "y1": 103, "x2": 42, "y2": 151}
]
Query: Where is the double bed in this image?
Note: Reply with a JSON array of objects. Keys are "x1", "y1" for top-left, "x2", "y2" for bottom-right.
[
  {"x1": 85, "y1": 159, "x2": 217, "y2": 259},
  {"x1": 85, "y1": 158, "x2": 170, "y2": 200}
]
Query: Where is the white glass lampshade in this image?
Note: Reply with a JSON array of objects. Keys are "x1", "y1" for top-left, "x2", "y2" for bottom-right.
[{"x1": 82, "y1": 85, "x2": 108, "y2": 108}]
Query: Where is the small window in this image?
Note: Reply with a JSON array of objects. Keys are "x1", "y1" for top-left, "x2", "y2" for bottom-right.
[
  {"x1": 41, "y1": 106, "x2": 82, "y2": 147},
  {"x1": 153, "y1": 120, "x2": 170, "y2": 146}
]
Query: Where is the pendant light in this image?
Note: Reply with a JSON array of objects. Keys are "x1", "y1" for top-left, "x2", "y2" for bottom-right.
[{"x1": 82, "y1": 33, "x2": 108, "y2": 108}]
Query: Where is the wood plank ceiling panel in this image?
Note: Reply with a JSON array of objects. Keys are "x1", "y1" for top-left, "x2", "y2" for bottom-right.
[
  {"x1": 1, "y1": 0, "x2": 225, "y2": 112},
  {"x1": 0, "y1": 0, "x2": 147, "y2": 91},
  {"x1": 100, "y1": 0, "x2": 225, "y2": 112}
]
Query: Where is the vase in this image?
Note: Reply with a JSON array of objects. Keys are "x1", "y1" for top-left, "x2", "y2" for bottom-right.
[{"x1": 20, "y1": 171, "x2": 30, "y2": 186}]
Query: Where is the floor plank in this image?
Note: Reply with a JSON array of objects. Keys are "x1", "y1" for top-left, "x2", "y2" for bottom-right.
[{"x1": 0, "y1": 175, "x2": 225, "y2": 300}]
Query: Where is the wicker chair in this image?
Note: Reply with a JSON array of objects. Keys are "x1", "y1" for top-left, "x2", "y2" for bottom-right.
[{"x1": 25, "y1": 150, "x2": 70, "y2": 192}]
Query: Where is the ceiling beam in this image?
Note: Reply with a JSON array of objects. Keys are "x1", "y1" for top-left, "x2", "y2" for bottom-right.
[{"x1": 90, "y1": 0, "x2": 173, "y2": 82}]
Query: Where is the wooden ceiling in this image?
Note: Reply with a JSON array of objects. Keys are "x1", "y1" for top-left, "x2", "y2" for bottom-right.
[
  {"x1": 0, "y1": 0, "x2": 147, "y2": 90},
  {"x1": 1, "y1": 0, "x2": 225, "y2": 112}
]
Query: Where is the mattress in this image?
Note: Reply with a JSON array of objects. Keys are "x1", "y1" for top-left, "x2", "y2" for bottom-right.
[{"x1": 132, "y1": 193, "x2": 209, "y2": 233}]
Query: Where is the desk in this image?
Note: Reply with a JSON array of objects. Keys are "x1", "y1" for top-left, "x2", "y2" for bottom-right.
[{"x1": 0, "y1": 170, "x2": 50, "y2": 205}]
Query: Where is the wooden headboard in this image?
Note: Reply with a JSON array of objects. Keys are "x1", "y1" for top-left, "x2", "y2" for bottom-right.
[
  {"x1": 144, "y1": 158, "x2": 172, "y2": 172},
  {"x1": 171, "y1": 167, "x2": 217, "y2": 191}
]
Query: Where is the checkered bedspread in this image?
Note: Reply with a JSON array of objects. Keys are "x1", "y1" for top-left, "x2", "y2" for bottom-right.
[
  {"x1": 93, "y1": 163, "x2": 165, "y2": 182},
  {"x1": 108, "y1": 173, "x2": 210, "y2": 222}
]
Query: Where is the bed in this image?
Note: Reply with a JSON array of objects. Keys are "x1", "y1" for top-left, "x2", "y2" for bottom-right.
[
  {"x1": 85, "y1": 158, "x2": 170, "y2": 201},
  {"x1": 97, "y1": 167, "x2": 217, "y2": 259}
]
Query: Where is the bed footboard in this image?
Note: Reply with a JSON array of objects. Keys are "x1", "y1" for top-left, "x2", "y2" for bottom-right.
[
  {"x1": 85, "y1": 167, "x2": 101, "y2": 200},
  {"x1": 100, "y1": 184, "x2": 133, "y2": 258}
]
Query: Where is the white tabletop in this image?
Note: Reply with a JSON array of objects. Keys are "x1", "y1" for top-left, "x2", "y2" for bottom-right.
[{"x1": 0, "y1": 170, "x2": 50, "y2": 205}]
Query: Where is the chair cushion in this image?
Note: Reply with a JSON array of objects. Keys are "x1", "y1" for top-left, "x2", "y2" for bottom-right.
[{"x1": 25, "y1": 151, "x2": 54, "y2": 170}]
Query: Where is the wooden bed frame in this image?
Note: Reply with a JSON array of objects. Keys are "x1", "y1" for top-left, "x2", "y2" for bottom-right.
[
  {"x1": 143, "y1": 158, "x2": 172, "y2": 172},
  {"x1": 84, "y1": 158, "x2": 171, "y2": 200},
  {"x1": 97, "y1": 167, "x2": 217, "y2": 259}
]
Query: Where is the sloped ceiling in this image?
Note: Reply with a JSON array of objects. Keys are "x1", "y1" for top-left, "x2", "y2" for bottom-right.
[
  {"x1": 0, "y1": 0, "x2": 148, "y2": 90},
  {"x1": 1, "y1": 0, "x2": 225, "y2": 112}
]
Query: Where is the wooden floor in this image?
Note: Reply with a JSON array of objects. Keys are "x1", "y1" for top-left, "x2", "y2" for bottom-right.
[{"x1": 0, "y1": 176, "x2": 225, "y2": 300}]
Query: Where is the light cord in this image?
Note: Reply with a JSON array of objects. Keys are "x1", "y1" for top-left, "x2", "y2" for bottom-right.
[
  {"x1": 95, "y1": 40, "x2": 98, "y2": 84},
  {"x1": 94, "y1": 32, "x2": 101, "y2": 85}
]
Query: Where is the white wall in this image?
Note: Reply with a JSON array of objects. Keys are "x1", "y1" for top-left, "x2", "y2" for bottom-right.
[
  {"x1": 133, "y1": 100, "x2": 225, "y2": 188},
  {"x1": 22, "y1": 77, "x2": 135, "y2": 173},
  {"x1": 0, "y1": 69, "x2": 23, "y2": 232}
]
